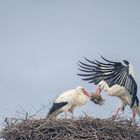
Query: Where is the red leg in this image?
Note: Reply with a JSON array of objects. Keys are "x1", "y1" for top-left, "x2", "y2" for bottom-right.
[
  {"x1": 112, "y1": 107, "x2": 121, "y2": 118},
  {"x1": 71, "y1": 111, "x2": 74, "y2": 119},
  {"x1": 131, "y1": 108, "x2": 136, "y2": 120},
  {"x1": 64, "y1": 112, "x2": 67, "y2": 119}
]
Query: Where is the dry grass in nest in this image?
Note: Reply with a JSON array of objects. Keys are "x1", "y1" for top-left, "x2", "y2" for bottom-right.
[{"x1": 90, "y1": 92, "x2": 105, "y2": 105}]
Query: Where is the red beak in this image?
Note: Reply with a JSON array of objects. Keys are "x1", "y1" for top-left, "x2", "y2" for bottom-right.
[
  {"x1": 95, "y1": 86, "x2": 101, "y2": 94},
  {"x1": 83, "y1": 90, "x2": 91, "y2": 98}
]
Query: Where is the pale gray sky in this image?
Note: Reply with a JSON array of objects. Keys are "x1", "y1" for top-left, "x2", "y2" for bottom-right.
[{"x1": 0, "y1": 0, "x2": 140, "y2": 127}]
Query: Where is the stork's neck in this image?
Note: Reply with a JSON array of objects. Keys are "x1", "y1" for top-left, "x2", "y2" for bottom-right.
[{"x1": 102, "y1": 82, "x2": 110, "y2": 92}]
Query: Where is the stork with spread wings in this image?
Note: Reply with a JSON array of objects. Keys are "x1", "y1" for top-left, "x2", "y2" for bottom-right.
[{"x1": 77, "y1": 56, "x2": 140, "y2": 119}]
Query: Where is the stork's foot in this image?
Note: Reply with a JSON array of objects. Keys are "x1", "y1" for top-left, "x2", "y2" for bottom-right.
[
  {"x1": 129, "y1": 117, "x2": 136, "y2": 124},
  {"x1": 129, "y1": 108, "x2": 136, "y2": 124},
  {"x1": 111, "y1": 115, "x2": 117, "y2": 120},
  {"x1": 111, "y1": 107, "x2": 121, "y2": 120},
  {"x1": 72, "y1": 116, "x2": 78, "y2": 121},
  {"x1": 111, "y1": 115, "x2": 116, "y2": 118},
  {"x1": 69, "y1": 115, "x2": 77, "y2": 121},
  {"x1": 129, "y1": 118, "x2": 138, "y2": 127}
]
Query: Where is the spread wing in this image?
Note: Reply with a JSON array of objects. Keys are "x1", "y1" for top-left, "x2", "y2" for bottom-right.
[{"x1": 77, "y1": 56, "x2": 138, "y2": 107}]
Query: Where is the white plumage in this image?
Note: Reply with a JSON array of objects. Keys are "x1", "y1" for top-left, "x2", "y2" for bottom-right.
[
  {"x1": 95, "y1": 80, "x2": 140, "y2": 119},
  {"x1": 48, "y1": 86, "x2": 91, "y2": 118}
]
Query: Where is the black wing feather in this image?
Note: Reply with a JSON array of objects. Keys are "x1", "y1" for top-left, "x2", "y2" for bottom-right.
[
  {"x1": 77, "y1": 57, "x2": 138, "y2": 107},
  {"x1": 48, "y1": 102, "x2": 68, "y2": 115}
]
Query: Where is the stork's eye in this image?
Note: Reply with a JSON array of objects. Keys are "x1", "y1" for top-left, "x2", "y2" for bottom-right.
[{"x1": 81, "y1": 88, "x2": 84, "y2": 91}]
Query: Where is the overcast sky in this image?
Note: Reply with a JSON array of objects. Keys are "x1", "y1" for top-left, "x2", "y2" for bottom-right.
[{"x1": 0, "y1": 0, "x2": 140, "y2": 127}]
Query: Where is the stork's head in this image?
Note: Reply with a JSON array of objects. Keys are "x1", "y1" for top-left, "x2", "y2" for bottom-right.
[
  {"x1": 95, "y1": 80, "x2": 109, "y2": 94},
  {"x1": 76, "y1": 86, "x2": 91, "y2": 98},
  {"x1": 123, "y1": 60, "x2": 129, "y2": 65}
]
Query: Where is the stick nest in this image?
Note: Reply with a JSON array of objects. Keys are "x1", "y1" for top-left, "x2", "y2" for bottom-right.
[{"x1": 1, "y1": 116, "x2": 140, "y2": 140}]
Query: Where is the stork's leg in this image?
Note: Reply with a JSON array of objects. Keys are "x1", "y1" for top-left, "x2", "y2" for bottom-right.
[
  {"x1": 112, "y1": 107, "x2": 121, "y2": 118},
  {"x1": 70, "y1": 111, "x2": 77, "y2": 122},
  {"x1": 131, "y1": 108, "x2": 136, "y2": 121},
  {"x1": 64, "y1": 112, "x2": 67, "y2": 119},
  {"x1": 69, "y1": 107, "x2": 74, "y2": 119},
  {"x1": 71, "y1": 111, "x2": 74, "y2": 119}
]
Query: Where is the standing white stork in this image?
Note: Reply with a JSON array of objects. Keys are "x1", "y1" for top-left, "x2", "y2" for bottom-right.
[
  {"x1": 48, "y1": 86, "x2": 91, "y2": 118},
  {"x1": 77, "y1": 56, "x2": 139, "y2": 119}
]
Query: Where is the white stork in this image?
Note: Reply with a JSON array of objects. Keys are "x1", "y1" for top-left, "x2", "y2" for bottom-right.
[
  {"x1": 48, "y1": 86, "x2": 91, "y2": 118},
  {"x1": 77, "y1": 56, "x2": 139, "y2": 120},
  {"x1": 95, "y1": 80, "x2": 140, "y2": 119}
]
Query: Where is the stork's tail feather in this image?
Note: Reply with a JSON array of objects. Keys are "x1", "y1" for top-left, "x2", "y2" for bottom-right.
[
  {"x1": 47, "y1": 108, "x2": 58, "y2": 118},
  {"x1": 47, "y1": 112, "x2": 58, "y2": 118},
  {"x1": 47, "y1": 110, "x2": 51, "y2": 116}
]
